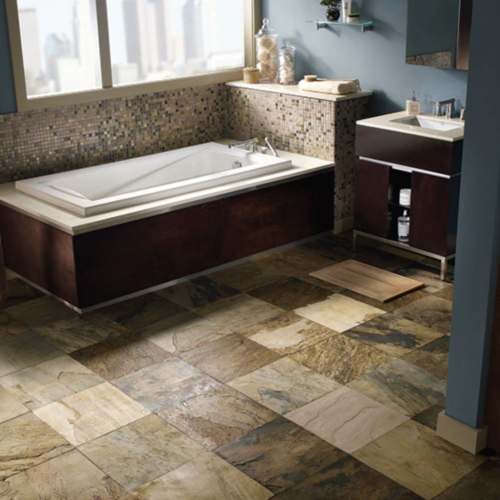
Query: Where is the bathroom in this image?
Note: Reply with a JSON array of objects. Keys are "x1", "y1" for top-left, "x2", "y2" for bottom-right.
[{"x1": 0, "y1": 0, "x2": 499, "y2": 498}]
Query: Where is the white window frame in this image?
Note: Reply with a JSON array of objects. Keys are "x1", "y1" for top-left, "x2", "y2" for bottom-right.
[{"x1": 6, "y1": 0, "x2": 260, "y2": 111}]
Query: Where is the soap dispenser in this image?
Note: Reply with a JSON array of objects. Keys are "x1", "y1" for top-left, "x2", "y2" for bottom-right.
[{"x1": 406, "y1": 92, "x2": 421, "y2": 116}]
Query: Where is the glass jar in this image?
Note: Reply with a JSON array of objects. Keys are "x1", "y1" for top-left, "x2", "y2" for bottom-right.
[
  {"x1": 254, "y1": 18, "x2": 278, "y2": 83},
  {"x1": 279, "y1": 41, "x2": 296, "y2": 85}
]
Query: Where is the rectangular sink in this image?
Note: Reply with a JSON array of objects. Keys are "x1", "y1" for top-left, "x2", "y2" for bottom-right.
[{"x1": 391, "y1": 116, "x2": 463, "y2": 132}]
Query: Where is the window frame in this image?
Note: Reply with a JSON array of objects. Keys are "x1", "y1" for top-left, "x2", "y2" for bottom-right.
[{"x1": 6, "y1": 0, "x2": 260, "y2": 111}]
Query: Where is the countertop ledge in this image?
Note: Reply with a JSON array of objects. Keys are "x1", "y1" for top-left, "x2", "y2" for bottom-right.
[
  {"x1": 0, "y1": 141, "x2": 334, "y2": 236},
  {"x1": 226, "y1": 81, "x2": 373, "y2": 102}
]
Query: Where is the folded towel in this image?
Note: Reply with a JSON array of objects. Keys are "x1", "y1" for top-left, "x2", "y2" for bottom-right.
[{"x1": 298, "y1": 79, "x2": 361, "y2": 95}]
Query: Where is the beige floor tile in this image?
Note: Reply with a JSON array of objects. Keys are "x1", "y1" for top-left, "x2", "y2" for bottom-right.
[
  {"x1": 80, "y1": 414, "x2": 205, "y2": 491},
  {"x1": 286, "y1": 386, "x2": 408, "y2": 453},
  {"x1": 229, "y1": 357, "x2": 340, "y2": 415},
  {"x1": 0, "y1": 413, "x2": 73, "y2": 480},
  {"x1": 0, "y1": 355, "x2": 103, "y2": 410},
  {"x1": 353, "y1": 420, "x2": 485, "y2": 500},
  {"x1": 240, "y1": 312, "x2": 337, "y2": 356},
  {"x1": 195, "y1": 295, "x2": 284, "y2": 332},
  {"x1": 0, "y1": 449, "x2": 125, "y2": 499},
  {"x1": 0, "y1": 386, "x2": 29, "y2": 424},
  {"x1": 394, "y1": 295, "x2": 453, "y2": 334},
  {"x1": 34, "y1": 382, "x2": 150, "y2": 446},
  {"x1": 133, "y1": 453, "x2": 273, "y2": 500},
  {"x1": 137, "y1": 311, "x2": 233, "y2": 356},
  {"x1": 159, "y1": 385, "x2": 277, "y2": 450},
  {"x1": 295, "y1": 294, "x2": 386, "y2": 333}
]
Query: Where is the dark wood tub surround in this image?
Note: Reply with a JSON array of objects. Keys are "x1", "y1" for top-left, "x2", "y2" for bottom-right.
[{"x1": 0, "y1": 171, "x2": 334, "y2": 310}]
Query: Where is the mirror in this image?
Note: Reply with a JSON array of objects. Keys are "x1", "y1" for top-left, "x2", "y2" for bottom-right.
[{"x1": 406, "y1": 0, "x2": 472, "y2": 71}]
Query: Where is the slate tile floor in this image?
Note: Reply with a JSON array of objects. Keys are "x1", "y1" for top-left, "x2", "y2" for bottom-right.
[{"x1": 0, "y1": 232, "x2": 494, "y2": 499}]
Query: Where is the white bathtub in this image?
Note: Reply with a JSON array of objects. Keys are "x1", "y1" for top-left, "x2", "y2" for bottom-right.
[{"x1": 15, "y1": 142, "x2": 293, "y2": 216}]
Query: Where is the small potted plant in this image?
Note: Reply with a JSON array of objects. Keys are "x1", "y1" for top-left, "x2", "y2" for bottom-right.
[{"x1": 321, "y1": 0, "x2": 341, "y2": 21}]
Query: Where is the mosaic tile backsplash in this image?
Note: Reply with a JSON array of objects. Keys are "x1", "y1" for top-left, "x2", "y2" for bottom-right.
[{"x1": 0, "y1": 83, "x2": 370, "y2": 222}]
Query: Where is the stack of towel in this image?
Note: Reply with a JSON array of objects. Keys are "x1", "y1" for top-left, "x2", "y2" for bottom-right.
[{"x1": 298, "y1": 78, "x2": 361, "y2": 95}]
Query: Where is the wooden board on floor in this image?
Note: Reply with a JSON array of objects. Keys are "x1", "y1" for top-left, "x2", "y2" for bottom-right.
[{"x1": 310, "y1": 259, "x2": 424, "y2": 303}]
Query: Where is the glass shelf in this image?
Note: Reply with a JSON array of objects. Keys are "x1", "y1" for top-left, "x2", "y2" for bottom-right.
[{"x1": 306, "y1": 20, "x2": 374, "y2": 32}]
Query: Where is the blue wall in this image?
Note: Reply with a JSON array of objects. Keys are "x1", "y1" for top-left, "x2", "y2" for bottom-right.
[
  {"x1": 0, "y1": 0, "x2": 16, "y2": 115},
  {"x1": 262, "y1": 0, "x2": 468, "y2": 116}
]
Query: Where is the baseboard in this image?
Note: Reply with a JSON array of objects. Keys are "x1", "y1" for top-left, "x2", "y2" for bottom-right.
[
  {"x1": 334, "y1": 216, "x2": 354, "y2": 234},
  {"x1": 437, "y1": 411, "x2": 488, "y2": 455}
]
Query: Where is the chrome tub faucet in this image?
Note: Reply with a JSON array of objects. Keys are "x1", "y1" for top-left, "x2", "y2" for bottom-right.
[
  {"x1": 264, "y1": 137, "x2": 279, "y2": 157},
  {"x1": 228, "y1": 138, "x2": 259, "y2": 153}
]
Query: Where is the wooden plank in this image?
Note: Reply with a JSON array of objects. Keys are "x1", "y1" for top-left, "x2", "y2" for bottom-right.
[{"x1": 310, "y1": 259, "x2": 424, "y2": 303}]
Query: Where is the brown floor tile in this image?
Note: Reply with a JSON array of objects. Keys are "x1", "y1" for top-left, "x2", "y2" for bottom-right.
[
  {"x1": 0, "y1": 311, "x2": 28, "y2": 341},
  {"x1": 240, "y1": 312, "x2": 336, "y2": 356},
  {"x1": 340, "y1": 289, "x2": 428, "y2": 313},
  {"x1": 274, "y1": 455, "x2": 423, "y2": 500},
  {"x1": 157, "y1": 276, "x2": 241, "y2": 310},
  {"x1": 215, "y1": 416, "x2": 346, "y2": 495},
  {"x1": 402, "y1": 336, "x2": 450, "y2": 381},
  {"x1": 159, "y1": 384, "x2": 278, "y2": 450},
  {"x1": 433, "y1": 285, "x2": 454, "y2": 302},
  {"x1": 354, "y1": 248, "x2": 416, "y2": 272},
  {"x1": 0, "y1": 449, "x2": 125, "y2": 499},
  {"x1": 0, "y1": 413, "x2": 73, "y2": 480},
  {"x1": 412, "y1": 400, "x2": 446, "y2": 431},
  {"x1": 394, "y1": 295, "x2": 452, "y2": 335},
  {"x1": 182, "y1": 334, "x2": 281, "y2": 383},
  {"x1": 291, "y1": 334, "x2": 392, "y2": 385},
  {"x1": 248, "y1": 276, "x2": 332, "y2": 311},
  {"x1": 344, "y1": 314, "x2": 443, "y2": 357},
  {"x1": 353, "y1": 421, "x2": 485, "y2": 500},
  {"x1": 0, "y1": 386, "x2": 29, "y2": 424},
  {"x1": 71, "y1": 334, "x2": 171, "y2": 381},
  {"x1": 397, "y1": 265, "x2": 453, "y2": 293},
  {"x1": 113, "y1": 358, "x2": 220, "y2": 412},
  {"x1": 80, "y1": 414, "x2": 205, "y2": 491},
  {"x1": 0, "y1": 278, "x2": 44, "y2": 309}
]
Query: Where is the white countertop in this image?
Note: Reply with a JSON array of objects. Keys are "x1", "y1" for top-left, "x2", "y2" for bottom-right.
[
  {"x1": 0, "y1": 141, "x2": 334, "y2": 236},
  {"x1": 226, "y1": 81, "x2": 373, "y2": 102},
  {"x1": 357, "y1": 111, "x2": 465, "y2": 142}
]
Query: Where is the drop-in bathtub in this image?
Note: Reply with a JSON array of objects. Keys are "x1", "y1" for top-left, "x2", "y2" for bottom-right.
[{"x1": 15, "y1": 142, "x2": 293, "y2": 216}]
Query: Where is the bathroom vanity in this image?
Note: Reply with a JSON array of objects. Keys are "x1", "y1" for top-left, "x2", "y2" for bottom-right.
[{"x1": 354, "y1": 111, "x2": 465, "y2": 279}]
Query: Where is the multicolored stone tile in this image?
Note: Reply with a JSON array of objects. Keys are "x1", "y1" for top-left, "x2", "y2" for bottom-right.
[
  {"x1": 0, "y1": 311, "x2": 28, "y2": 341},
  {"x1": 0, "y1": 386, "x2": 29, "y2": 424},
  {"x1": 394, "y1": 296, "x2": 453, "y2": 335},
  {"x1": 412, "y1": 400, "x2": 446, "y2": 431},
  {"x1": 402, "y1": 336, "x2": 450, "y2": 381},
  {"x1": 433, "y1": 285, "x2": 454, "y2": 302},
  {"x1": 340, "y1": 289, "x2": 428, "y2": 313},
  {"x1": 0, "y1": 279, "x2": 44, "y2": 309},
  {"x1": 397, "y1": 265, "x2": 452, "y2": 294}
]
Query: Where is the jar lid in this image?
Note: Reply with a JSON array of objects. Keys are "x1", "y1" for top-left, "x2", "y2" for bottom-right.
[
  {"x1": 280, "y1": 41, "x2": 296, "y2": 51},
  {"x1": 255, "y1": 18, "x2": 276, "y2": 37}
]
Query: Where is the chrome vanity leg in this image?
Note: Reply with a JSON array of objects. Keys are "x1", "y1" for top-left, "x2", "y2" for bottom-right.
[{"x1": 440, "y1": 259, "x2": 448, "y2": 281}]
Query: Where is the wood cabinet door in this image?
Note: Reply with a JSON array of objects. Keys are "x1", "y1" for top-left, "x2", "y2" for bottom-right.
[{"x1": 354, "y1": 159, "x2": 390, "y2": 237}]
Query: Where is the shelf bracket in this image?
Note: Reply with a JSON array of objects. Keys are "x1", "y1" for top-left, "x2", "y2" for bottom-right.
[
  {"x1": 362, "y1": 24, "x2": 373, "y2": 33},
  {"x1": 316, "y1": 21, "x2": 327, "y2": 30}
]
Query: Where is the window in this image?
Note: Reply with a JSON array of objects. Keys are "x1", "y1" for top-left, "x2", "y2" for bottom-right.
[{"x1": 7, "y1": 0, "x2": 258, "y2": 110}]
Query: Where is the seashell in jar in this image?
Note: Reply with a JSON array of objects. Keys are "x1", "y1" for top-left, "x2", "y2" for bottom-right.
[
  {"x1": 258, "y1": 37, "x2": 276, "y2": 50},
  {"x1": 257, "y1": 49, "x2": 270, "y2": 62}
]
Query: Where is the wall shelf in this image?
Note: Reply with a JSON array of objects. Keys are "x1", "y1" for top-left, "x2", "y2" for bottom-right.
[{"x1": 306, "y1": 20, "x2": 374, "y2": 32}]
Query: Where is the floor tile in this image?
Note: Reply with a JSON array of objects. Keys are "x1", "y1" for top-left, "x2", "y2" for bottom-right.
[
  {"x1": 248, "y1": 277, "x2": 332, "y2": 311},
  {"x1": 0, "y1": 311, "x2": 28, "y2": 341},
  {"x1": 412, "y1": 400, "x2": 446, "y2": 431},
  {"x1": 354, "y1": 248, "x2": 416, "y2": 272},
  {"x1": 0, "y1": 449, "x2": 125, "y2": 499},
  {"x1": 159, "y1": 384, "x2": 277, "y2": 450},
  {"x1": 182, "y1": 334, "x2": 281, "y2": 383},
  {"x1": 394, "y1": 296, "x2": 453, "y2": 334},
  {"x1": 340, "y1": 289, "x2": 428, "y2": 313},
  {"x1": 6, "y1": 296, "x2": 78, "y2": 328},
  {"x1": 239, "y1": 312, "x2": 336, "y2": 356},
  {"x1": 295, "y1": 293, "x2": 386, "y2": 333},
  {"x1": 80, "y1": 414, "x2": 205, "y2": 491},
  {"x1": 133, "y1": 452, "x2": 273, "y2": 500},
  {"x1": 349, "y1": 358, "x2": 446, "y2": 417},
  {"x1": 286, "y1": 386, "x2": 408, "y2": 453},
  {"x1": 34, "y1": 314, "x2": 130, "y2": 353},
  {"x1": 353, "y1": 420, "x2": 486, "y2": 500},
  {"x1": 207, "y1": 261, "x2": 284, "y2": 292},
  {"x1": 0, "y1": 386, "x2": 29, "y2": 424},
  {"x1": 100, "y1": 294, "x2": 186, "y2": 331},
  {"x1": 434, "y1": 460, "x2": 500, "y2": 500},
  {"x1": 70, "y1": 334, "x2": 171, "y2": 381},
  {"x1": 137, "y1": 311, "x2": 232, "y2": 357},
  {"x1": 344, "y1": 314, "x2": 443, "y2": 357},
  {"x1": 273, "y1": 455, "x2": 422, "y2": 500},
  {"x1": 433, "y1": 285, "x2": 454, "y2": 302},
  {"x1": 397, "y1": 265, "x2": 452, "y2": 293},
  {"x1": 195, "y1": 294, "x2": 283, "y2": 332},
  {"x1": 34, "y1": 382, "x2": 150, "y2": 446},
  {"x1": 378, "y1": 245, "x2": 427, "y2": 264},
  {"x1": 291, "y1": 334, "x2": 392, "y2": 385},
  {"x1": 215, "y1": 416, "x2": 346, "y2": 495},
  {"x1": 299, "y1": 234, "x2": 355, "y2": 262},
  {"x1": 0, "y1": 331, "x2": 63, "y2": 377},
  {"x1": 229, "y1": 357, "x2": 340, "y2": 415},
  {"x1": 113, "y1": 358, "x2": 220, "y2": 412},
  {"x1": 157, "y1": 276, "x2": 241, "y2": 310},
  {"x1": 0, "y1": 278, "x2": 44, "y2": 309},
  {"x1": 0, "y1": 413, "x2": 72, "y2": 480},
  {"x1": 0, "y1": 355, "x2": 103, "y2": 410},
  {"x1": 402, "y1": 336, "x2": 450, "y2": 381}
]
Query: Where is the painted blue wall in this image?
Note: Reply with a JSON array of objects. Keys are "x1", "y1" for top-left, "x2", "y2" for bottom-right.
[
  {"x1": 262, "y1": 0, "x2": 468, "y2": 116},
  {"x1": 0, "y1": 0, "x2": 16, "y2": 115}
]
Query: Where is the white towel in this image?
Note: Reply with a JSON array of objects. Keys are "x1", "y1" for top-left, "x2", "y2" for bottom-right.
[{"x1": 298, "y1": 79, "x2": 361, "y2": 95}]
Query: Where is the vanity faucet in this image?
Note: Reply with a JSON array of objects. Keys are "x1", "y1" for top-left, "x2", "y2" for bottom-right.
[
  {"x1": 429, "y1": 98, "x2": 456, "y2": 118},
  {"x1": 228, "y1": 138, "x2": 259, "y2": 153}
]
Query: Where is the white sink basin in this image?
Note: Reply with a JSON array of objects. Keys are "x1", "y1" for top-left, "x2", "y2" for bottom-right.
[{"x1": 391, "y1": 116, "x2": 463, "y2": 132}]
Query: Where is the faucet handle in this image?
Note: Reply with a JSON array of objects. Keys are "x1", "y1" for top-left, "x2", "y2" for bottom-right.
[
  {"x1": 460, "y1": 107, "x2": 466, "y2": 121},
  {"x1": 429, "y1": 100, "x2": 442, "y2": 117}
]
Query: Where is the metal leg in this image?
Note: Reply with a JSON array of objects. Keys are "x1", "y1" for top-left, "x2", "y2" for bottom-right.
[{"x1": 440, "y1": 259, "x2": 448, "y2": 281}]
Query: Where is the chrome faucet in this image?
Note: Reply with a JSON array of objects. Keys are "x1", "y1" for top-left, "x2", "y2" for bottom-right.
[
  {"x1": 228, "y1": 138, "x2": 259, "y2": 153},
  {"x1": 429, "y1": 98, "x2": 456, "y2": 118},
  {"x1": 264, "y1": 137, "x2": 279, "y2": 157}
]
